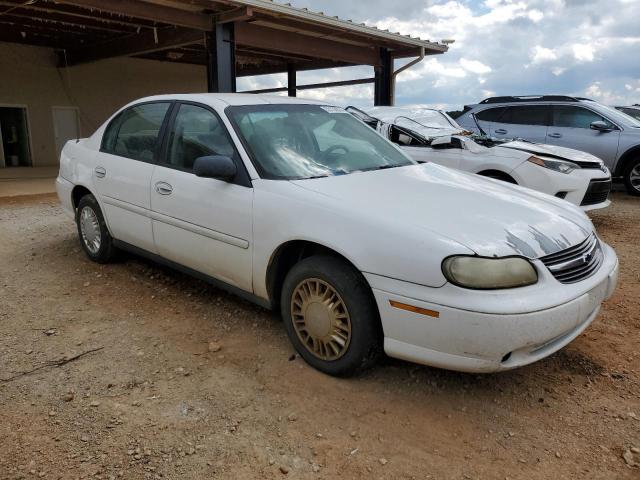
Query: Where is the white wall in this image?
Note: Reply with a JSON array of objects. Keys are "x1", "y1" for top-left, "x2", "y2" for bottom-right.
[{"x1": 0, "y1": 42, "x2": 207, "y2": 167}]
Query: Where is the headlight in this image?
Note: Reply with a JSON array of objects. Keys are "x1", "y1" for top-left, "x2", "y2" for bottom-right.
[
  {"x1": 528, "y1": 155, "x2": 579, "y2": 174},
  {"x1": 442, "y1": 256, "x2": 538, "y2": 289}
]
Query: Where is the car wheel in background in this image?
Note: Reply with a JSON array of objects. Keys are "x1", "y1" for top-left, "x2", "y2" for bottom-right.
[
  {"x1": 280, "y1": 255, "x2": 382, "y2": 377},
  {"x1": 76, "y1": 194, "x2": 118, "y2": 263},
  {"x1": 623, "y1": 158, "x2": 640, "y2": 196},
  {"x1": 478, "y1": 170, "x2": 518, "y2": 184}
]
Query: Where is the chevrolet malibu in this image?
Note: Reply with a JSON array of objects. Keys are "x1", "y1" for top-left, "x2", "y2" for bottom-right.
[{"x1": 56, "y1": 94, "x2": 619, "y2": 376}]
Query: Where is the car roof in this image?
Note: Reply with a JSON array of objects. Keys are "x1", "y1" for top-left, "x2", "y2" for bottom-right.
[
  {"x1": 129, "y1": 93, "x2": 330, "y2": 108},
  {"x1": 468, "y1": 97, "x2": 602, "y2": 109}
]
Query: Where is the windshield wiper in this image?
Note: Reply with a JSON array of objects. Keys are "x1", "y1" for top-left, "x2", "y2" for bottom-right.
[
  {"x1": 305, "y1": 174, "x2": 330, "y2": 179},
  {"x1": 359, "y1": 164, "x2": 402, "y2": 173}
]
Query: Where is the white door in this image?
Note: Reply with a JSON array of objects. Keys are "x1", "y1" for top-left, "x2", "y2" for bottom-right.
[
  {"x1": 150, "y1": 103, "x2": 253, "y2": 291},
  {"x1": 93, "y1": 102, "x2": 172, "y2": 253},
  {"x1": 52, "y1": 107, "x2": 80, "y2": 158}
]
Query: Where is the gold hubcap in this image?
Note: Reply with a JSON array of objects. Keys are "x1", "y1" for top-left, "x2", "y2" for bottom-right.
[{"x1": 291, "y1": 278, "x2": 351, "y2": 361}]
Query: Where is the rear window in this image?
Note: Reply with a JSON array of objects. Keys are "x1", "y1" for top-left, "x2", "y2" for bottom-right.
[
  {"x1": 105, "y1": 102, "x2": 171, "y2": 162},
  {"x1": 101, "y1": 112, "x2": 122, "y2": 152},
  {"x1": 475, "y1": 107, "x2": 506, "y2": 122}
]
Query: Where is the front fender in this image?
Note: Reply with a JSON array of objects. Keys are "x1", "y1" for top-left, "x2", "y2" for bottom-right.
[{"x1": 251, "y1": 181, "x2": 473, "y2": 300}]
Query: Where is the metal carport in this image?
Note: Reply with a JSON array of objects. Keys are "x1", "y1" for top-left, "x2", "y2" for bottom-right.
[{"x1": 0, "y1": 0, "x2": 447, "y2": 105}]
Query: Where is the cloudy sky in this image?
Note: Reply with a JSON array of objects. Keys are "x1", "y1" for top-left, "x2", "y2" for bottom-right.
[{"x1": 236, "y1": 0, "x2": 640, "y2": 109}]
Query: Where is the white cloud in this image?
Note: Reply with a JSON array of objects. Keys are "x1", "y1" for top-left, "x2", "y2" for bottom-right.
[
  {"x1": 459, "y1": 58, "x2": 492, "y2": 74},
  {"x1": 572, "y1": 44, "x2": 595, "y2": 62},
  {"x1": 270, "y1": 0, "x2": 640, "y2": 107},
  {"x1": 528, "y1": 9, "x2": 544, "y2": 22},
  {"x1": 531, "y1": 46, "x2": 557, "y2": 64}
]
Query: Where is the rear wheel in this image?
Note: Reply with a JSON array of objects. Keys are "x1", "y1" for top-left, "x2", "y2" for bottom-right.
[
  {"x1": 623, "y1": 158, "x2": 640, "y2": 196},
  {"x1": 76, "y1": 194, "x2": 118, "y2": 263},
  {"x1": 280, "y1": 256, "x2": 382, "y2": 377}
]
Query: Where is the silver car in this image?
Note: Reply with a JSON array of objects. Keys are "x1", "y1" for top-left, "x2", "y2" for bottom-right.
[
  {"x1": 456, "y1": 95, "x2": 640, "y2": 195},
  {"x1": 615, "y1": 105, "x2": 640, "y2": 122}
]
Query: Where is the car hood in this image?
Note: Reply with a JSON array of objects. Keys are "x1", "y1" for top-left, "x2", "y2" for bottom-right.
[
  {"x1": 498, "y1": 141, "x2": 603, "y2": 165},
  {"x1": 291, "y1": 164, "x2": 593, "y2": 259}
]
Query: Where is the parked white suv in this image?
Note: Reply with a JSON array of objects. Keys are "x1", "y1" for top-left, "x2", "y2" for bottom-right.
[
  {"x1": 57, "y1": 94, "x2": 618, "y2": 376},
  {"x1": 350, "y1": 106, "x2": 611, "y2": 211}
]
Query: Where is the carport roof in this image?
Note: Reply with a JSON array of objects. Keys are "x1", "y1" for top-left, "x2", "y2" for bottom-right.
[{"x1": 0, "y1": 0, "x2": 447, "y2": 76}]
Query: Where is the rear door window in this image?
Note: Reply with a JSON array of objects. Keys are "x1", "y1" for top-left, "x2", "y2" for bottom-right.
[{"x1": 112, "y1": 103, "x2": 171, "y2": 162}]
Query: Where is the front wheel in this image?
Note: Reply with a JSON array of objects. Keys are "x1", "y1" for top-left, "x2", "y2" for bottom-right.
[
  {"x1": 280, "y1": 256, "x2": 382, "y2": 377},
  {"x1": 623, "y1": 158, "x2": 640, "y2": 196},
  {"x1": 478, "y1": 171, "x2": 517, "y2": 184},
  {"x1": 76, "y1": 194, "x2": 118, "y2": 263}
]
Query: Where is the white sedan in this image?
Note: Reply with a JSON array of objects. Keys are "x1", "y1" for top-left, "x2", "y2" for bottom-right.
[
  {"x1": 353, "y1": 106, "x2": 612, "y2": 211},
  {"x1": 57, "y1": 94, "x2": 618, "y2": 376}
]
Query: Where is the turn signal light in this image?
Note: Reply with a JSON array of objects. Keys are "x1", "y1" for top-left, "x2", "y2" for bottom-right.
[{"x1": 389, "y1": 300, "x2": 440, "y2": 318}]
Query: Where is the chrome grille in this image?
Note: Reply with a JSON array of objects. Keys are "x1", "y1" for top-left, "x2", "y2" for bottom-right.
[{"x1": 540, "y1": 234, "x2": 603, "y2": 284}]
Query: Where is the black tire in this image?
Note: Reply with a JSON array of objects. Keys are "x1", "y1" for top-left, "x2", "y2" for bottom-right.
[
  {"x1": 280, "y1": 255, "x2": 382, "y2": 377},
  {"x1": 623, "y1": 157, "x2": 640, "y2": 196},
  {"x1": 75, "y1": 194, "x2": 118, "y2": 263}
]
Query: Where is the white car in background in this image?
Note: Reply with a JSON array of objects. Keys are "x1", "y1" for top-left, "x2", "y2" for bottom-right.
[
  {"x1": 57, "y1": 94, "x2": 618, "y2": 376},
  {"x1": 349, "y1": 106, "x2": 612, "y2": 211}
]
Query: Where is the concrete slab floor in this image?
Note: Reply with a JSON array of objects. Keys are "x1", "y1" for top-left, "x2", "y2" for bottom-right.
[
  {"x1": 0, "y1": 166, "x2": 57, "y2": 197},
  {"x1": 0, "y1": 166, "x2": 58, "y2": 179}
]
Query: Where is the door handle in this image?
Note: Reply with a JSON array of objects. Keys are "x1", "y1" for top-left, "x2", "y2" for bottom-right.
[
  {"x1": 155, "y1": 182, "x2": 173, "y2": 195},
  {"x1": 495, "y1": 129, "x2": 508, "y2": 135},
  {"x1": 94, "y1": 166, "x2": 106, "y2": 178},
  {"x1": 548, "y1": 132, "x2": 562, "y2": 139}
]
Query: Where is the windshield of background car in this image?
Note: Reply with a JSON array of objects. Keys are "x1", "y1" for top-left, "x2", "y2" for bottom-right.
[
  {"x1": 407, "y1": 109, "x2": 459, "y2": 129},
  {"x1": 391, "y1": 110, "x2": 464, "y2": 136},
  {"x1": 595, "y1": 103, "x2": 640, "y2": 128},
  {"x1": 618, "y1": 108, "x2": 640, "y2": 121},
  {"x1": 226, "y1": 104, "x2": 415, "y2": 180}
]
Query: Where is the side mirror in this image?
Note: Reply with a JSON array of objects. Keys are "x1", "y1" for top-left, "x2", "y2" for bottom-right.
[
  {"x1": 590, "y1": 120, "x2": 612, "y2": 132},
  {"x1": 193, "y1": 155, "x2": 236, "y2": 181}
]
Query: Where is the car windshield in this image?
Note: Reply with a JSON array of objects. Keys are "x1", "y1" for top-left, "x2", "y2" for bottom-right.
[
  {"x1": 369, "y1": 107, "x2": 462, "y2": 131},
  {"x1": 226, "y1": 104, "x2": 415, "y2": 180},
  {"x1": 596, "y1": 103, "x2": 640, "y2": 128},
  {"x1": 402, "y1": 109, "x2": 460, "y2": 129}
]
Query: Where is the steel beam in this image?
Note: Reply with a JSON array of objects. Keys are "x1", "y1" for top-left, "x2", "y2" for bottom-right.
[
  {"x1": 206, "y1": 22, "x2": 236, "y2": 93},
  {"x1": 287, "y1": 63, "x2": 296, "y2": 97},
  {"x1": 243, "y1": 77, "x2": 375, "y2": 94},
  {"x1": 374, "y1": 48, "x2": 393, "y2": 106}
]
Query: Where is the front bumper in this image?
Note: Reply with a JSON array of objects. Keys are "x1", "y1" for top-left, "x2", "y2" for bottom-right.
[
  {"x1": 56, "y1": 176, "x2": 75, "y2": 218},
  {"x1": 510, "y1": 161, "x2": 611, "y2": 211},
  {"x1": 366, "y1": 243, "x2": 619, "y2": 373}
]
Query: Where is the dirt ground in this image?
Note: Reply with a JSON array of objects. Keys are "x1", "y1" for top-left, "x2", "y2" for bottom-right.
[{"x1": 0, "y1": 192, "x2": 638, "y2": 480}]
